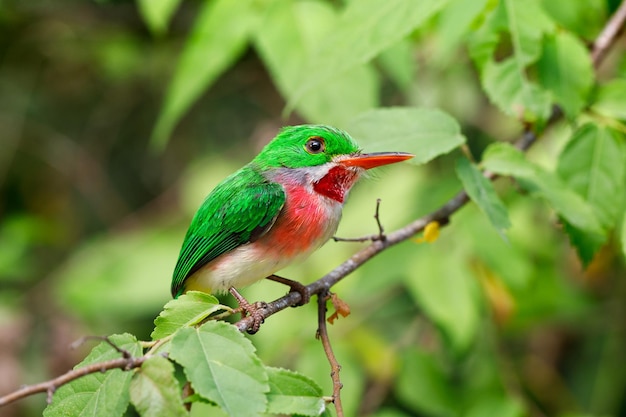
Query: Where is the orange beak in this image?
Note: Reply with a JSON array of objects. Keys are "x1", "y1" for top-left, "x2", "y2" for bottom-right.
[{"x1": 339, "y1": 152, "x2": 414, "y2": 170}]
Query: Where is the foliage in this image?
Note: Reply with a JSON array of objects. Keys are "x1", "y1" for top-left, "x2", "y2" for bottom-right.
[{"x1": 1, "y1": 0, "x2": 625, "y2": 416}]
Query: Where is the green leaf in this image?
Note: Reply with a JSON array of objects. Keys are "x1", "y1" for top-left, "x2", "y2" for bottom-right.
[
  {"x1": 557, "y1": 124, "x2": 626, "y2": 230},
  {"x1": 470, "y1": 0, "x2": 554, "y2": 121},
  {"x1": 288, "y1": 0, "x2": 448, "y2": 109},
  {"x1": 590, "y1": 78, "x2": 626, "y2": 121},
  {"x1": 44, "y1": 334, "x2": 142, "y2": 417},
  {"x1": 151, "y1": 291, "x2": 223, "y2": 340},
  {"x1": 482, "y1": 143, "x2": 606, "y2": 262},
  {"x1": 346, "y1": 107, "x2": 466, "y2": 165},
  {"x1": 465, "y1": 396, "x2": 524, "y2": 417},
  {"x1": 130, "y1": 355, "x2": 187, "y2": 417},
  {"x1": 253, "y1": 0, "x2": 378, "y2": 127},
  {"x1": 482, "y1": 57, "x2": 552, "y2": 121},
  {"x1": 561, "y1": 222, "x2": 607, "y2": 265},
  {"x1": 478, "y1": 142, "x2": 534, "y2": 178},
  {"x1": 557, "y1": 124, "x2": 626, "y2": 263},
  {"x1": 151, "y1": 0, "x2": 256, "y2": 149},
  {"x1": 541, "y1": 0, "x2": 606, "y2": 41},
  {"x1": 170, "y1": 321, "x2": 268, "y2": 416},
  {"x1": 396, "y1": 348, "x2": 457, "y2": 416},
  {"x1": 537, "y1": 32, "x2": 593, "y2": 118},
  {"x1": 436, "y1": 0, "x2": 489, "y2": 62},
  {"x1": 265, "y1": 367, "x2": 325, "y2": 416},
  {"x1": 405, "y1": 244, "x2": 480, "y2": 352},
  {"x1": 456, "y1": 157, "x2": 511, "y2": 238},
  {"x1": 137, "y1": 0, "x2": 181, "y2": 35}
]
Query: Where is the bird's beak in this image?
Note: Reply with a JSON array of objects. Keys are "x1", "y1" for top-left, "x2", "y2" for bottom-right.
[{"x1": 338, "y1": 152, "x2": 414, "y2": 170}]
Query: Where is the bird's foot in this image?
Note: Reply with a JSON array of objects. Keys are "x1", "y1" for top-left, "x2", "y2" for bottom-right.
[
  {"x1": 229, "y1": 287, "x2": 267, "y2": 334},
  {"x1": 266, "y1": 275, "x2": 310, "y2": 306}
]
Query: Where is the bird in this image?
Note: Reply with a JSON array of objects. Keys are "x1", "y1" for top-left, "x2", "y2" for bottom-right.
[{"x1": 171, "y1": 124, "x2": 413, "y2": 331}]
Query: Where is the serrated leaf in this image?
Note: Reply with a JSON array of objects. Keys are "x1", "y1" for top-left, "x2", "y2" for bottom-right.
[
  {"x1": 346, "y1": 107, "x2": 466, "y2": 165},
  {"x1": 590, "y1": 78, "x2": 626, "y2": 121},
  {"x1": 288, "y1": 0, "x2": 448, "y2": 110},
  {"x1": 151, "y1": 0, "x2": 256, "y2": 149},
  {"x1": 170, "y1": 321, "x2": 268, "y2": 417},
  {"x1": 557, "y1": 124, "x2": 626, "y2": 230},
  {"x1": 130, "y1": 355, "x2": 187, "y2": 417},
  {"x1": 265, "y1": 367, "x2": 325, "y2": 416},
  {"x1": 482, "y1": 143, "x2": 606, "y2": 262},
  {"x1": 44, "y1": 334, "x2": 142, "y2": 417},
  {"x1": 470, "y1": 0, "x2": 554, "y2": 121},
  {"x1": 456, "y1": 157, "x2": 511, "y2": 239},
  {"x1": 137, "y1": 0, "x2": 181, "y2": 35},
  {"x1": 253, "y1": 0, "x2": 378, "y2": 127},
  {"x1": 482, "y1": 58, "x2": 552, "y2": 121},
  {"x1": 556, "y1": 124, "x2": 626, "y2": 263},
  {"x1": 151, "y1": 291, "x2": 223, "y2": 340},
  {"x1": 537, "y1": 32, "x2": 593, "y2": 118}
]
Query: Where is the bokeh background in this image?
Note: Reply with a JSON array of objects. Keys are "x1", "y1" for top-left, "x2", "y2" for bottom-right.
[{"x1": 1, "y1": 1, "x2": 625, "y2": 416}]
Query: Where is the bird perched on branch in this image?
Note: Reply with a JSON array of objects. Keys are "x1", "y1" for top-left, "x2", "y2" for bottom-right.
[{"x1": 171, "y1": 125, "x2": 413, "y2": 331}]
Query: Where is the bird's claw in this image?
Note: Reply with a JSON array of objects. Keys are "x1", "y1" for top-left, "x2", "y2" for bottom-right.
[
  {"x1": 239, "y1": 301, "x2": 267, "y2": 334},
  {"x1": 229, "y1": 287, "x2": 267, "y2": 334}
]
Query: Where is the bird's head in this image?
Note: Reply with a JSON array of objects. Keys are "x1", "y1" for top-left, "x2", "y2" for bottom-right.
[{"x1": 254, "y1": 125, "x2": 413, "y2": 202}]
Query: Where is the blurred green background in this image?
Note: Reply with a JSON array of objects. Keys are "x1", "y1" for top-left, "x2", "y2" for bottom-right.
[{"x1": 1, "y1": 1, "x2": 625, "y2": 416}]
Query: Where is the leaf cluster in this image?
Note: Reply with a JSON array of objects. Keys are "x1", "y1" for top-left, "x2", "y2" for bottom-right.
[{"x1": 44, "y1": 293, "x2": 325, "y2": 417}]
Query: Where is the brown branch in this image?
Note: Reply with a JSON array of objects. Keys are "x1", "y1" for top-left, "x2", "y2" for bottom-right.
[
  {"x1": 0, "y1": 355, "x2": 149, "y2": 407},
  {"x1": 591, "y1": 0, "x2": 626, "y2": 68},
  {"x1": 316, "y1": 292, "x2": 344, "y2": 417}
]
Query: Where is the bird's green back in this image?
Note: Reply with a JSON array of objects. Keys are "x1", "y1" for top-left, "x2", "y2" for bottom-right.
[{"x1": 171, "y1": 166, "x2": 285, "y2": 297}]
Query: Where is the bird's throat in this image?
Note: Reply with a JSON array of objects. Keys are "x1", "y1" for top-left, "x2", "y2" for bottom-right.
[{"x1": 313, "y1": 166, "x2": 359, "y2": 203}]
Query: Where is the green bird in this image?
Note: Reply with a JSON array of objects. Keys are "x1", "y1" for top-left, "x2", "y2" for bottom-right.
[{"x1": 171, "y1": 125, "x2": 412, "y2": 329}]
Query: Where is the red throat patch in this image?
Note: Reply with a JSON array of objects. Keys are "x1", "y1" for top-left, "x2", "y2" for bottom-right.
[{"x1": 313, "y1": 166, "x2": 359, "y2": 203}]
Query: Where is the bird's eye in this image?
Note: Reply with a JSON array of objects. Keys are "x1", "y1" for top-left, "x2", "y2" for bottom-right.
[{"x1": 305, "y1": 137, "x2": 325, "y2": 154}]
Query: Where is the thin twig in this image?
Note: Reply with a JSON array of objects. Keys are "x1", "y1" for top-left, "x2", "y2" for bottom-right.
[
  {"x1": 316, "y1": 292, "x2": 344, "y2": 417},
  {"x1": 71, "y1": 335, "x2": 132, "y2": 358},
  {"x1": 333, "y1": 198, "x2": 385, "y2": 243},
  {"x1": 373, "y1": 198, "x2": 385, "y2": 240}
]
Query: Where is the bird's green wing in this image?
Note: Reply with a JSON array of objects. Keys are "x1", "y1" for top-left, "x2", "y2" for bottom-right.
[{"x1": 171, "y1": 167, "x2": 285, "y2": 297}]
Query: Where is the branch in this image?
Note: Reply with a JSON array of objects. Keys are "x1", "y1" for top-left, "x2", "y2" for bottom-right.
[
  {"x1": 316, "y1": 292, "x2": 344, "y2": 417},
  {"x1": 0, "y1": 355, "x2": 149, "y2": 406},
  {"x1": 591, "y1": 0, "x2": 626, "y2": 68}
]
